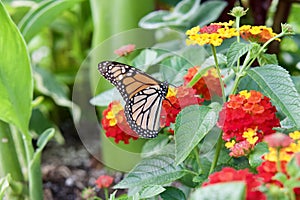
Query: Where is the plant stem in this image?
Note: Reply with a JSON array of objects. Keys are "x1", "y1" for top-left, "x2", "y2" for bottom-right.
[
  {"x1": 235, "y1": 16, "x2": 241, "y2": 72},
  {"x1": 276, "y1": 148, "x2": 282, "y2": 173},
  {"x1": 104, "y1": 188, "x2": 109, "y2": 200},
  {"x1": 193, "y1": 147, "x2": 202, "y2": 174},
  {"x1": 209, "y1": 131, "x2": 223, "y2": 174},
  {"x1": 211, "y1": 45, "x2": 226, "y2": 103}
]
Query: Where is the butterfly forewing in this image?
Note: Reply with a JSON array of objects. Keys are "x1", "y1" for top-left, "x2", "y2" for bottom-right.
[{"x1": 98, "y1": 61, "x2": 169, "y2": 138}]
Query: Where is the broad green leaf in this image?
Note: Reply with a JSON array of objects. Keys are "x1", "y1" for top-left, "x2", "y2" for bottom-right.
[
  {"x1": 292, "y1": 76, "x2": 300, "y2": 93},
  {"x1": 132, "y1": 49, "x2": 158, "y2": 71},
  {"x1": 247, "y1": 65, "x2": 300, "y2": 128},
  {"x1": 19, "y1": 0, "x2": 83, "y2": 41},
  {"x1": 190, "y1": 182, "x2": 246, "y2": 200},
  {"x1": 227, "y1": 42, "x2": 252, "y2": 68},
  {"x1": 139, "y1": 185, "x2": 165, "y2": 199},
  {"x1": 190, "y1": 0, "x2": 227, "y2": 27},
  {"x1": 249, "y1": 142, "x2": 268, "y2": 168},
  {"x1": 160, "y1": 186, "x2": 186, "y2": 200},
  {"x1": 141, "y1": 134, "x2": 169, "y2": 158},
  {"x1": 139, "y1": 0, "x2": 200, "y2": 29},
  {"x1": 114, "y1": 151, "x2": 185, "y2": 189},
  {"x1": 34, "y1": 67, "x2": 80, "y2": 123},
  {"x1": 257, "y1": 53, "x2": 278, "y2": 66},
  {"x1": 175, "y1": 105, "x2": 219, "y2": 165},
  {"x1": 286, "y1": 155, "x2": 300, "y2": 178},
  {"x1": 0, "y1": 2, "x2": 32, "y2": 134},
  {"x1": 90, "y1": 88, "x2": 123, "y2": 106}
]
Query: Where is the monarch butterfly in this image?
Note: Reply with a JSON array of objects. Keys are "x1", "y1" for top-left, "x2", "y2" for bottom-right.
[{"x1": 98, "y1": 61, "x2": 169, "y2": 138}]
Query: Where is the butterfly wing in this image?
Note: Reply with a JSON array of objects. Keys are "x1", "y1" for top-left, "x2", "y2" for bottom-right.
[{"x1": 98, "y1": 61, "x2": 169, "y2": 138}]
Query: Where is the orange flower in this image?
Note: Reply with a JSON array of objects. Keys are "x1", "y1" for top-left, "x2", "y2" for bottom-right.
[
  {"x1": 240, "y1": 25, "x2": 279, "y2": 43},
  {"x1": 95, "y1": 175, "x2": 114, "y2": 188}
]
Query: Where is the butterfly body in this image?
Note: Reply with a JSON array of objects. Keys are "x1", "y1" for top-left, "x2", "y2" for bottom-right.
[{"x1": 98, "y1": 61, "x2": 169, "y2": 138}]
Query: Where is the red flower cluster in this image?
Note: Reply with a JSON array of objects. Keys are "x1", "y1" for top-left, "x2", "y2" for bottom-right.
[
  {"x1": 183, "y1": 66, "x2": 222, "y2": 100},
  {"x1": 160, "y1": 86, "x2": 203, "y2": 127},
  {"x1": 95, "y1": 175, "x2": 114, "y2": 188},
  {"x1": 102, "y1": 101, "x2": 138, "y2": 144},
  {"x1": 218, "y1": 90, "x2": 280, "y2": 157},
  {"x1": 203, "y1": 167, "x2": 266, "y2": 200}
]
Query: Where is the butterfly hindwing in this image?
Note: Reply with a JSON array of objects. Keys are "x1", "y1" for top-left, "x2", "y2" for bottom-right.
[{"x1": 98, "y1": 61, "x2": 169, "y2": 138}]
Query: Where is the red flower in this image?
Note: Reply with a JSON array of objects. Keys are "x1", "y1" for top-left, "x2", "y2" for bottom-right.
[
  {"x1": 203, "y1": 167, "x2": 266, "y2": 200},
  {"x1": 95, "y1": 175, "x2": 114, "y2": 188},
  {"x1": 160, "y1": 86, "x2": 203, "y2": 127},
  {"x1": 183, "y1": 66, "x2": 222, "y2": 100},
  {"x1": 114, "y1": 44, "x2": 135, "y2": 56},
  {"x1": 257, "y1": 160, "x2": 286, "y2": 187},
  {"x1": 102, "y1": 101, "x2": 138, "y2": 144},
  {"x1": 218, "y1": 90, "x2": 280, "y2": 157},
  {"x1": 264, "y1": 133, "x2": 293, "y2": 148}
]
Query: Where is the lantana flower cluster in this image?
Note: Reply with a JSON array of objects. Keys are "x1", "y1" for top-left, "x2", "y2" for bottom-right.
[
  {"x1": 186, "y1": 20, "x2": 238, "y2": 46},
  {"x1": 218, "y1": 90, "x2": 280, "y2": 157},
  {"x1": 102, "y1": 101, "x2": 138, "y2": 144},
  {"x1": 258, "y1": 131, "x2": 300, "y2": 192},
  {"x1": 203, "y1": 167, "x2": 266, "y2": 200},
  {"x1": 240, "y1": 25, "x2": 279, "y2": 43},
  {"x1": 160, "y1": 86, "x2": 203, "y2": 127},
  {"x1": 183, "y1": 66, "x2": 222, "y2": 100}
]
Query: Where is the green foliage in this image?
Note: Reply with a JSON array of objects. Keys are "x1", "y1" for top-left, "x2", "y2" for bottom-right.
[
  {"x1": 175, "y1": 104, "x2": 220, "y2": 165},
  {"x1": 226, "y1": 42, "x2": 252, "y2": 68},
  {"x1": 248, "y1": 142, "x2": 269, "y2": 168},
  {"x1": 247, "y1": 65, "x2": 300, "y2": 128},
  {"x1": 190, "y1": 182, "x2": 246, "y2": 200},
  {"x1": 0, "y1": 1, "x2": 32, "y2": 134},
  {"x1": 160, "y1": 186, "x2": 186, "y2": 200}
]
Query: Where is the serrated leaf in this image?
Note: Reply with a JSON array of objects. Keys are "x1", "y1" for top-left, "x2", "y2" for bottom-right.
[
  {"x1": 19, "y1": 0, "x2": 83, "y2": 41},
  {"x1": 175, "y1": 105, "x2": 219, "y2": 165},
  {"x1": 141, "y1": 134, "x2": 169, "y2": 158},
  {"x1": 247, "y1": 65, "x2": 300, "y2": 129},
  {"x1": 0, "y1": 2, "x2": 32, "y2": 134},
  {"x1": 160, "y1": 186, "x2": 186, "y2": 200},
  {"x1": 227, "y1": 42, "x2": 252, "y2": 68},
  {"x1": 190, "y1": 182, "x2": 246, "y2": 200},
  {"x1": 257, "y1": 53, "x2": 278, "y2": 66},
  {"x1": 249, "y1": 142, "x2": 269, "y2": 168},
  {"x1": 114, "y1": 152, "x2": 185, "y2": 189},
  {"x1": 139, "y1": 185, "x2": 165, "y2": 199}
]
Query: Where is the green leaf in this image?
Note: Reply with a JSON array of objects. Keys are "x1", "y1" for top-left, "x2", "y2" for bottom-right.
[
  {"x1": 0, "y1": 174, "x2": 10, "y2": 199},
  {"x1": 139, "y1": 185, "x2": 165, "y2": 199},
  {"x1": 34, "y1": 67, "x2": 81, "y2": 123},
  {"x1": 114, "y1": 151, "x2": 185, "y2": 189},
  {"x1": 19, "y1": 0, "x2": 83, "y2": 41},
  {"x1": 257, "y1": 53, "x2": 278, "y2": 66},
  {"x1": 247, "y1": 65, "x2": 300, "y2": 129},
  {"x1": 31, "y1": 128, "x2": 55, "y2": 165},
  {"x1": 132, "y1": 49, "x2": 158, "y2": 72},
  {"x1": 273, "y1": 172, "x2": 288, "y2": 183},
  {"x1": 286, "y1": 155, "x2": 300, "y2": 178},
  {"x1": 160, "y1": 186, "x2": 186, "y2": 200},
  {"x1": 141, "y1": 134, "x2": 169, "y2": 158},
  {"x1": 249, "y1": 142, "x2": 269, "y2": 168},
  {"x1": 227, "y1": 42, "x2": 252, "y2": 68},
  {"x1": 139, "y1": 0, "x2": 200, "y2": 29},
  {"x1": 174, "y1": 105, "x2": 219, "y2": 165},
  {"x1": 190, "y1": 0, "x2": 227, "y2": 27},
  {"x1": 190, "y1": 182, "x2": 246, "y2": 200},
  {"x1": 90, "y1": 88, "x2": 123, "y2": 106},
  {"x1": 0, "y1": 2, "x2": 32, "y2": 134}
]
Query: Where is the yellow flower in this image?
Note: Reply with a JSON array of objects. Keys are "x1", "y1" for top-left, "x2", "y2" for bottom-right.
[
  {"x1": 166, "y1": 87, "x2": 177, "y2": 98},
  {"x1": 186, "y1": 26, "x2": 200, "y2": 36},
  {"x1": 239, "y1": 90, "x2": 251, "y2": 99},
  {"x1": 109, "y1": 118, "x2": 117, "y2": 126},
  {"x1": 242, "y1": 128, "x2": 258, "y2": 145},
  {"x1": 225, "y1": 140, "x2": 236, "y2": 148},
  {"x1": 289, "y1": 130, "x2": 300, "y2": 140},
  {"x1": 212, "y1": 20, "x2": 235, "y2": 27},
  {"x1": 106, "y1": 111, "x2": 115, "y2": 119}
]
